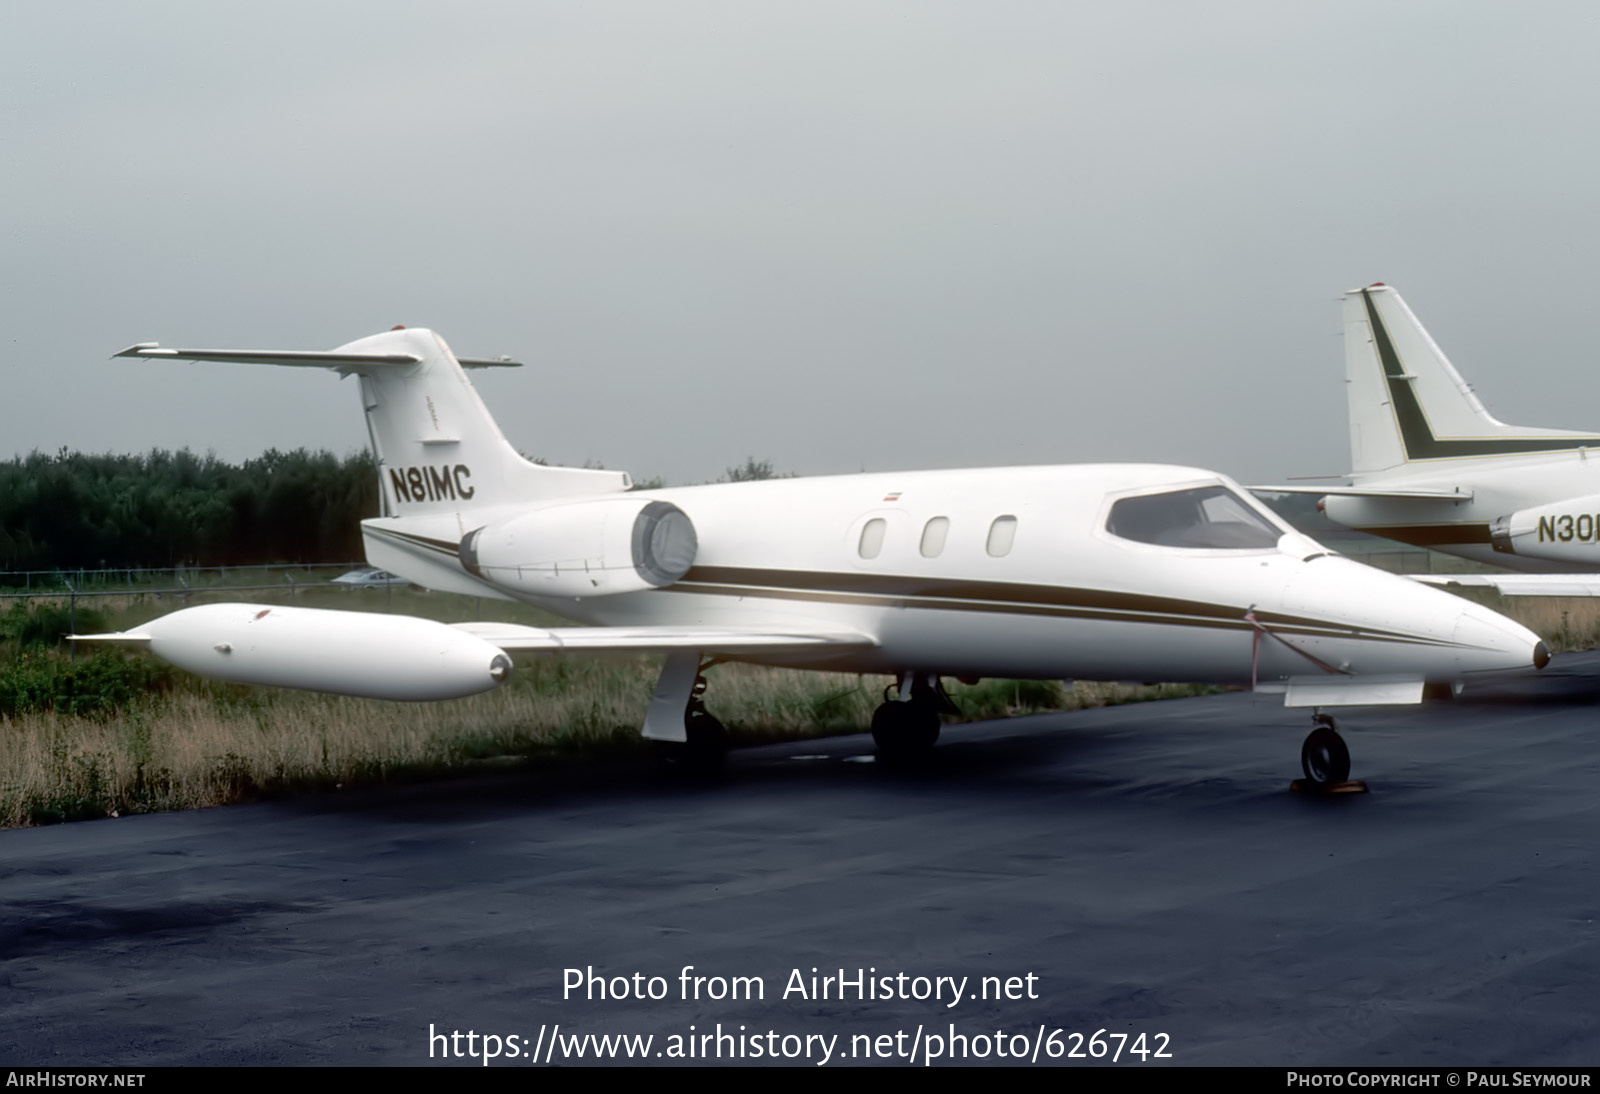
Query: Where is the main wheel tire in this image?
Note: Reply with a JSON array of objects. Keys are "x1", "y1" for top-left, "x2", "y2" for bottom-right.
[
  {"x1": 685, "y1": 708, "x2": 727, "y2": 764},
  {"x1": 871, "y1": 702, "x2": 940, "y2": 757},
  {"x1": 1301, "y1": 725, "x2": 1351, "y2": 786},
  {"x1": 655, "y1": 708, "x2": 727, "y2": 775}
]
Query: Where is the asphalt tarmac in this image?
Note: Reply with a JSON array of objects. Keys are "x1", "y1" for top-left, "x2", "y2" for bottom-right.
[{"x1": 3, "y1": 654, "x2": 1598, "y2": 1067}]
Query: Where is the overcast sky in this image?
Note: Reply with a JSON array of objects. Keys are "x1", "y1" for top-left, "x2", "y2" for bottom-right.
[{"x1": 6, "y1": 2, "x2": 1600, "y2": 487}]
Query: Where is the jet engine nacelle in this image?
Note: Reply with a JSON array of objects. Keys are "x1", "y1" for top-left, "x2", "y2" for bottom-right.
[
  {"x1": 459, "y1": 497, "x2": 697, "y2": 598},
  {"x1": 109, "y1": 603, "x2": 512, "y2": 700},
  {"x1": 1489, "y1": 492, "x2": 1600, "y2": 563}
]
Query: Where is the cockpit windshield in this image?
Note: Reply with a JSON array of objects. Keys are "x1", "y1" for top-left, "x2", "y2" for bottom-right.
[{"x1": 1106, "y1": 486, "x2": 1284, "y2": 550}]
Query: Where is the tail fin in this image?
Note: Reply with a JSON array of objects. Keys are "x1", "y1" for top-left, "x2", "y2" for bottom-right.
[
  {"x1": 1343, "y1": 285, "x2": 1600, "y2": 477},
  {"x1": 117, "y1": 328, "x2": 630, "y2": 516}
]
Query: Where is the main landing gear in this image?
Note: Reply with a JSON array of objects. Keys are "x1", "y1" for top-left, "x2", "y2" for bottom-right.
[
  {"x1": 871, "y1": 673, "x2": 952, "y2": 760},
  {"x1": 645, "y1": 650, "x2": 726, "y2": 773},
  {"x1": 1294, "y1": 713, "x2": 1365, "y2": 793},
  {"x1": 678, "y1": 677, "x2": 728, "y2": 769}
]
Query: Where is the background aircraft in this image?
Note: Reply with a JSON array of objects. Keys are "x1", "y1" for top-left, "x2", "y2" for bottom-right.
[
  {"x1": 1262, "y1": 284, "x2": 1600, "y2": 596},
  {"x1": 80, "y1": 328, "x2": 1548, "y2": 787}
]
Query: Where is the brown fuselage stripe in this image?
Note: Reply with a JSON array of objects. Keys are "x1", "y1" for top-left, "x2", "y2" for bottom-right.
[
  {"x1": 366, "y1": 527, "x2": 461, "y2": 556},
  {"x1": 667, "y1": 567, "x2": 1462, "y2": 648},
  {"x1": 682, "y1": 566, "x2": 1242, "y2": 618}
]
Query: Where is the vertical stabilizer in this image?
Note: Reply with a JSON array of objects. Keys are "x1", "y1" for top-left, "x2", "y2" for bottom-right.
[
  {"x1": 342, "y1": 328, "x2": 629, "y2": 516},
  {"x1": 1344, "y1": 285, "x2": 1600, "y2": 478},
  {"x1": 117, "y1": 328, "x2": 632, "y2": 517}
]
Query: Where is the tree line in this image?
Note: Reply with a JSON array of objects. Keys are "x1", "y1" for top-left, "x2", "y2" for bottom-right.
[
  {"x1": 0, "y1": 449, "x2": 377, "y2": 574},
  {"x1": 0, "y1": 449, "x2": 790, "y2": 577}
]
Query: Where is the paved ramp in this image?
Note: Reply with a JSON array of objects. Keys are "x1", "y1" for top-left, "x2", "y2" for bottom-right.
[{"x1": 3, "y1": 656, "x2": 1598, "y2": 1066}]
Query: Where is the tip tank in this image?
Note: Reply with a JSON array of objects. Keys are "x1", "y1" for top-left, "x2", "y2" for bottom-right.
[{"x1": 75, "y1": 603, "x2": 512, "y2": 701}]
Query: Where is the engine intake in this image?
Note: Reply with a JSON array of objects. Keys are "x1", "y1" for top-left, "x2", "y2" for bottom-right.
[
  {"x1": 461, "y1": 498, "x2": 697, "y2": 598},
  {"x1": 1489, "y1": 513, "x2": 1515, "y2": 555}
]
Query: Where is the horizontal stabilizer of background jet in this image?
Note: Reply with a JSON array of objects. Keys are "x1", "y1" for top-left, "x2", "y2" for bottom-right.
[{"x1": 1251, "y1": 485, "x2": 1472, "y2": 500}]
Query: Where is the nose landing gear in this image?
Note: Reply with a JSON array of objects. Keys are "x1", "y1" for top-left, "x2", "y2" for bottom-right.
[
  {"x1": 1301, "y1": 713, "x2": 1349, "y2": 784},
  {"x1": 1292, "y1": 713, "x2": 1366, "y2": 794},
  {"x1": 871, "y1": 673, "x2": 951, "y2": 759}
]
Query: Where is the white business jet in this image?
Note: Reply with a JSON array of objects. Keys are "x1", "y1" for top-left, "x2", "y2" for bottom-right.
[
  {"x1": 79, "y1": 327, "x2": 1547, "y2": 787},
  {"x1": 1262, "y1": 284, "x2": 1600, "y2": 596}
]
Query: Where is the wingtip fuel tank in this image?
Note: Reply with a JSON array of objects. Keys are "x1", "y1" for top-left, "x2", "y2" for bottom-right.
[{"x1": 73, "y1": 603, "x2": 512, "y2": 701}]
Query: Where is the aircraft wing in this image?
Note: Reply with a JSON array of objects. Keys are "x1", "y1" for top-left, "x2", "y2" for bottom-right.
[
  {"x1": 1412, "y1": 574, "x2": 1600, "y2": 597},
  {"x1": 1250, "y1": 485, "x2": 1472, "y2": 500},
  {"x1": 68, "y1": 603, "x2": 877, "y2": 703},
  {"x1": 452, "y1": 622, "x2": 877, "y2": 654}
]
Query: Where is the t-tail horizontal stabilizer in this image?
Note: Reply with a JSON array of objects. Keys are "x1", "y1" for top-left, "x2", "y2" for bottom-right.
[{"x1": 114, "y1": 344, "x2": 522, "y2": 371}]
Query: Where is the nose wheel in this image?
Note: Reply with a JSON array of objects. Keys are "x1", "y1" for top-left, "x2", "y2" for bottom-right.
[
  {"x1": 871, "y1": 673, "x2": 949, "y2": 759},
  {"x1": 871, "y1": 698, "x2": 941, "y2": 757},
  {"x1": 1294, "y1": 713, "x2": 1365, "y2": 793},
  {"x1": 1301, "y1": 715, "x2": 1350, "y2": 785}
]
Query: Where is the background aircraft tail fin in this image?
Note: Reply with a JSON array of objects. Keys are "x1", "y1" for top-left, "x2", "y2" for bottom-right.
[{"x1": 1343, "y1": 285, "x2": 1600, "y2": 478}]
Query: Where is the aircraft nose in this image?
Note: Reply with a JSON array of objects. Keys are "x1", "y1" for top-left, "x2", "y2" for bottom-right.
[
  {"x1": 1281, "y1": 556, "x2": 1544, "y2": 678},
  {"x1": 1452, "y1": 602, "x2": 1547, "y2": 674}
]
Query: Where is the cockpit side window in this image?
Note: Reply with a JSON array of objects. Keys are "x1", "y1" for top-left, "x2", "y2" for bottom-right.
[{"x1": 1107, "y1": 486, "x2": 1282, "y2": 549}]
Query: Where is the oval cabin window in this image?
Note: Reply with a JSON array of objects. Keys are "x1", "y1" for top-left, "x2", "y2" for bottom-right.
[
  {"x1": 858, "y1": 518, "x2": 887, "y2": 559},
  {"x1": 986, "y1": 515, "x2": 1018, "y2": 557},
  {"x1": 920, "y1": 516, "x2": 950, "y2": 558}
]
